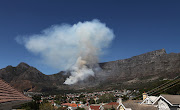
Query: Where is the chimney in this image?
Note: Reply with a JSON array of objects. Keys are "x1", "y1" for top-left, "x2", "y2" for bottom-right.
[
  {"x1": 117, "y1": 98, "x2": 122, "y2": 104},
  {"x1": 142, "y1": 92, "x2": 148, "y2": 100}
]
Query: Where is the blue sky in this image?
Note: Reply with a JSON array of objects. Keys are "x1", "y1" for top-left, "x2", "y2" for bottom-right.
[{"x1": 0, "y1": 0, "x2": 180, "y2": 74}]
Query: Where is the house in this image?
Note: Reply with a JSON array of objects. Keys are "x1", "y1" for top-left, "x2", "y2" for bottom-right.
[
  {"x1": 89, "y1": 103, "x2": 106, "y2": 110},
  {"x1": 61, "y1": 103, "x2": 71, "y2": 107},
  {"x1": 153, "y1": 94, "x2": 180, "y2": 110},
  {"x1": 117, "y1": 100, "x2": 156, "y2": 110},
  {"x1": 67, "y1": 103, "x2": 78, "y2": 110},
  {"x1": 0, "y1": 78, "x2": 32, "y2": 110},
  {"x1": 141, "y1": 96, "x2": 158, "y2": 105},
  {"x1": 102, "y1": 102, "x2": 119, "y2": 110},
  {"x1": 89, "y1": 105, "x2": 100, "y2": 110}
]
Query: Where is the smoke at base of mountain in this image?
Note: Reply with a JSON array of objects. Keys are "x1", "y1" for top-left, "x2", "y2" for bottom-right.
[
  {"x1": 64, "y1": 57, "x2": 95, "y2": 85},
  {"x1": 16, "y1": 19, "x2": 115, "y2": 85}
]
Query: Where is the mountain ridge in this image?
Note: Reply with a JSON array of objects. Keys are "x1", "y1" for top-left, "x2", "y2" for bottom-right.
[{"x1": 0, "y1": 49, "x2": 180, "y2": 92}]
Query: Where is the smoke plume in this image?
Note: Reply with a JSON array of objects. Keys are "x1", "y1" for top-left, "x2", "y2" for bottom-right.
[{"x1": 17, "y1": 19, "x2": 115, "y2": 85}]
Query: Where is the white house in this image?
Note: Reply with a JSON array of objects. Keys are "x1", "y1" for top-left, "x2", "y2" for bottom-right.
[
  {"x1": 153, "y1": 94, "x2": 180, "y2": 110},
  {"x1": 141, "y1": 96, "x2": 158, "y2": 105},
  {"x1": 117, "y1": 100, "x2": 156, "y2": 110}
]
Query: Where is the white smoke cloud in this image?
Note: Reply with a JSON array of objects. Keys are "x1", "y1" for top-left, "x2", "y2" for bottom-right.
[
  {"x1": 64, "y1": 57, "x2": 95, "y2": 85},
  {"x1": 17, "y1": 19, "x2": 115, "y2": 85}
]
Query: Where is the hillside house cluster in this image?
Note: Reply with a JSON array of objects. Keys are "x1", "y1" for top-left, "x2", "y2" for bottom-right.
[
  {"x1": 60, "y1": 94, "x2": 180, "y2": 110},
  {"x1": 23, "y1": 89, "x2": 180, "y2": 110},
  {"x1": 0, "y1": 78, "x2": 179, "y2": 110},
  {"x1": 66, "y1": 89, "x2": 139, "y2": 99}
]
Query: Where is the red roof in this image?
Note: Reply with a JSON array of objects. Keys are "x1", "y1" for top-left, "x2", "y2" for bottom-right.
[
  {"x1": 90, "y1": 106, "x2": 100, "y2": 110},
  {"x1": 69, "y1": 103, "x2": 77, "y2": 107},
  {"x1": 61, "y1": 103, "x2": 78, "y2": 107},
  {"x1": 51, "y1": 100, "x2": 54, "y2": 104},
  {"x1": 0, "y1": 78, "x2": 32, "y2": 103},
  {"x1": 106, "y1": 102, "x2": 119, "y2": 105},
  {"x1": 61, "y1": 103, "x2": 71, "y2": 106}
]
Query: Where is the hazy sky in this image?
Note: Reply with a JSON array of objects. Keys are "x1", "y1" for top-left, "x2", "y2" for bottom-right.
[{"x1": 0, "y1": 0, "x2": 180, "y2": 74}]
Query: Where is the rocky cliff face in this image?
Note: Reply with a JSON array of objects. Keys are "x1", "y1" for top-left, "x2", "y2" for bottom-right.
[
  {"x1": 0, "y1": 49, "x2": 180, "y2": 92},
  {"x1": 99, "y1": 49, "x2": 180, "y2": 81}
]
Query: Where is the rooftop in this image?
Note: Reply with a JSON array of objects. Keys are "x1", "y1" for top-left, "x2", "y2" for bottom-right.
[
  {"x1": 0, "y1": 78, "x2": 32, "y2": 109},
  {"x1": 161, "y1": 94, "x2": 180, "y2": 105},
  {"x1": 122, "y1": 100, "x2": 156, "y2": 110},
  {"x1": 90, "y1": 105, "x2": 100, "y2": 110}
]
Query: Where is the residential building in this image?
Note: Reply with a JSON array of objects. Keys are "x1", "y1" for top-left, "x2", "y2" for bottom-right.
[
  {"x1": 0, "y1": 78, "x2": 32, "y2": 110},
  {"x1": 141, "y1": 96, "x2": 158, "y2": 105},
  {"x1": 118, "y1": 100, "x2": 156, "y2": 110},
  {"x1": 153, "y1": 94, "x2": 180, "y2": 110}
]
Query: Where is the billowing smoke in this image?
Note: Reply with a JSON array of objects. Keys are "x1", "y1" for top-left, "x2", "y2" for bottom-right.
[{"x1": 17, "y1": 19, "x2": 115, "y2": 85}]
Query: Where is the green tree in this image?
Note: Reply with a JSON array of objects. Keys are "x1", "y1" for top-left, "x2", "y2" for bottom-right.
[
  {"x1": 20, "y1": 101, "x2": 39, "y2": 110},
  {"x1": 99, "y1": 93, "x2": 115, "y2": 103},
  {"x1": 80, "y1": 98, "x2": 86, "y2": 104},
  {"x1": 89, "y1": 98, "x2": 95, "y2": 104},
  {"x1": 79, "y1": 94, "x2": 85, "y2": 98},
  {"x1": 121, "y1": 95, "x2": 129, "y2": 101},
  {"x1": 54, "y1": 95, "x2": 67, "y2": 103},
  {"x1": 32, "y1": 95, "x2": 41, "y2": 102},
  {"x1": 39, "y1": 103, "x2": 54, "y2": 110}
]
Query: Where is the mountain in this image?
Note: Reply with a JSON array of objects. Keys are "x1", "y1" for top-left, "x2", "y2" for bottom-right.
[
  {"x1": 97, "y1": 49, "x2": 180, "y2": 89},
  {"x1": 100, "y1": 49, "x2": 180, "y2": 81},
  {"x1": 0, "y1": 49, "x2": 180, "y2": 92},
  {"x1": 0, "y1": 62, "x2": 69, "y2": 92}
]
